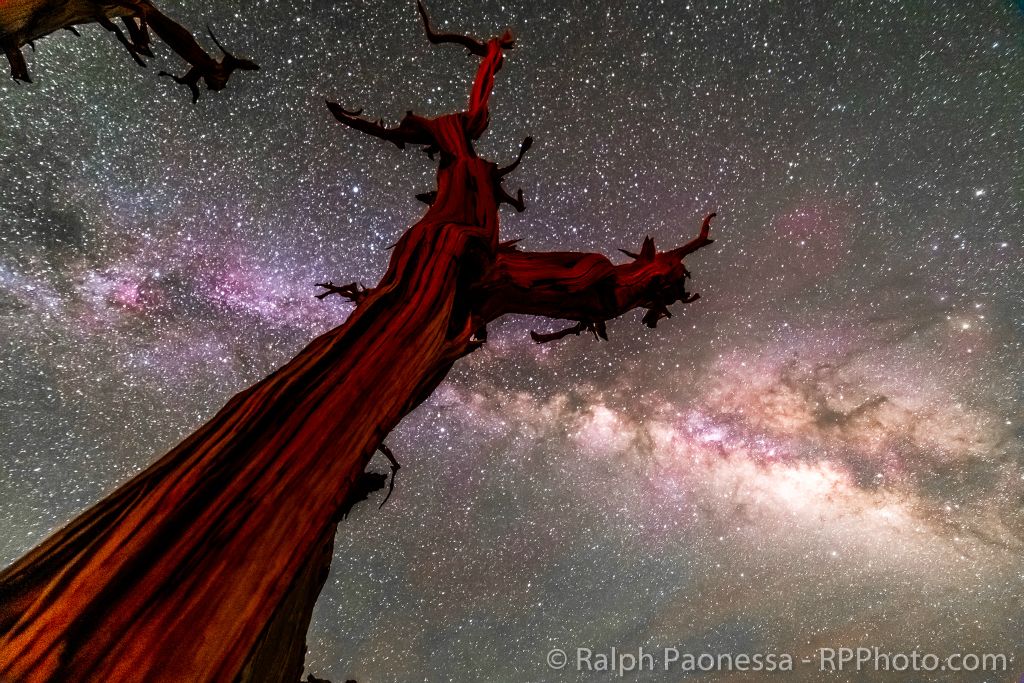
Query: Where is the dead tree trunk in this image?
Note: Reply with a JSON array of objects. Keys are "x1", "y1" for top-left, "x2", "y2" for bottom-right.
[{"x1": 0, "y1": 3, "x2": 718, "y2": 681}]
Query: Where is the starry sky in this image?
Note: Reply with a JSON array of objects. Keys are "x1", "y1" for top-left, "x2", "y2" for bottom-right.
[{"x1": 1, "y1": 1, "x2": 1023, "y2": 681}]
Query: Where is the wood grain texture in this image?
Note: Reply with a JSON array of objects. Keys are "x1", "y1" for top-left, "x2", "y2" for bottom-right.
[{"x1": 0, "y1": 4, "x2": 717, "y2": 681}]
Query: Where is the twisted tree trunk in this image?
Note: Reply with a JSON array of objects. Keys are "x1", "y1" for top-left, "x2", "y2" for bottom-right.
[{"x1": 0, "y1": 4, "x2": 718, "y2": 681}]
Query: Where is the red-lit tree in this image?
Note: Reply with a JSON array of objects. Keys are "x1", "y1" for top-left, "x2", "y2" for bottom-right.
[{"x1": 0, "y1": 3, "x2": 717, "y2": 681}]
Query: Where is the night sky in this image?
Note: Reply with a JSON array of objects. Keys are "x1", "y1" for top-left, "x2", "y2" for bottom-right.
[{"x1": 1, "y1": 1, "x2": 1023, "y2": 681}]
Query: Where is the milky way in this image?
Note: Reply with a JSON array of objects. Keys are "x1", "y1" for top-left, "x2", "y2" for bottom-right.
[{"x1": 1, "y1": 1, "x2": 1022, "y2": 681}]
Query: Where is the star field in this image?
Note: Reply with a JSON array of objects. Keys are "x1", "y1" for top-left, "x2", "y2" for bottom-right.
[{"x1": 1, "y1": 1, "x2": 1022, "y2": 681}]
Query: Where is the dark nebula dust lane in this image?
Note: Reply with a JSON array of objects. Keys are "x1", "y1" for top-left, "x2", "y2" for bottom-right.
[{"x1": 1, "y1": 1, "x2": 1022, "y2": 681}]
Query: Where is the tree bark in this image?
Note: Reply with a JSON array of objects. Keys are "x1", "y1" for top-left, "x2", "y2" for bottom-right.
[{"x1": 0, "y1": 4, "x2": 717, "y2": 681}]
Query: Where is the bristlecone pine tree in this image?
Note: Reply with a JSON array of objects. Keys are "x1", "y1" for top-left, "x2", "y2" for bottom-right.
[{"x1": 0, "y1": 3, "x2": 718, "y2": 681}]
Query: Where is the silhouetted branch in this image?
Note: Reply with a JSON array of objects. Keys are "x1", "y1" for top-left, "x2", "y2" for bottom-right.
[
  {"x1": 336, "y1": 473, "x2": 387, "y2": 521},
  {"x1": 96, "y1": 16, "x2": 146, "y2": 67},
  {"x1": 3, "y1": 2, "x2": 256, "y2": 95},
  {"x1": 497, "y1": 185, "x2": 526, "y2": 212},
  {"x1": 315, "y1": 282, "x2": 370, "y2": 304},
  {"x1": 669, "y1": 212, "x2": 716, "y2": 259},
  {"x1": 498, "y1": 136, "x2": 533, "y2": 176},
  {"x1": 619, "y1": 236, "x2": 656, "y2": 261},
  {"x1": 416, "y1": 0, "x2": 489, "y2": 56},
  {"x1": 375, "y1": 444, "x2": 401, "y2": 509},
  {"x1": 155, "y1": 23, "x2": 259, "y2": 102},
  {"x1": 123, "y1": 17, "x2": 153, "y2": 57},
  {"x1": 530, "y1": 320, "x2": 608, "y2": 344},
  {"x1": 326, "y1": 105, "x2": 435, "y2": 149},
  {"x1": 4, "y1": 46, "x2": 30, "y2": 83}
]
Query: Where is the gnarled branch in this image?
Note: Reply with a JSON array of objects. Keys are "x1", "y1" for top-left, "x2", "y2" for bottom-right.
[
  {"x1": 477, "y1": 213, "x2": 718, "y2": 343},
  {"x1": 498, "y1": 136, "x2": 533, "y2": 177},
  {"x1": 2, "y1": 1, "x2": 257, "y2": 95},
  {"x1": 497, "y1": 185, "x2": 526, "y2": 212},
  {"x1": 4, "y1": 45, "x2": 30, "y2": 83},
  {"x1": 416, "y1": 1, "x2": 515, "y2": 138},
  {"x1": 156, "y1": 25, "x2": 259, "y2": 102},
  {"x1": 416, "y1": 0, "x2": 489, "y2": 56},
  {"x1": 96, "y1": 16, "x2": 146, "y2": 67},
  {"x1": 315, "y1": 281, "x2": 370, "y2": 305},
  {"x1": 669, "y1": 211, "x2": 716, "y2": 259},
  {"x1": 326, "y1": 104, "x2": 435, "y2": 149}
]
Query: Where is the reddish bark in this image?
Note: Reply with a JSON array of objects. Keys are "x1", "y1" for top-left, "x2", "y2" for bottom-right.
[{"x1": 0, "y1": 4, "x2": 718, "y2": 681}]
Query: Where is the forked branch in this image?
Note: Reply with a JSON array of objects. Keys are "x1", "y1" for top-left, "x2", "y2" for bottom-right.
[
  {"x1": 326, "y1": 104, "x2": 435, "y2": 149},
  {"x1": 669, "y1": 212, "x2": 716, "y2": 259},
  {"x1": 416, "y1": 0, "x2": 489, "y2": 55},
  {"x1": 498, "y1": 137, "x2": 533, "y2": 177},
  {"x1": 315, "y1": 281, "x2": 370, "y2": 305},
  {"x1": 3, "y1": 3, "x2": 257, "y2": 96},
  {"x1": 155, "y1": 24, "x2": 259, "y2": 102},
  {"x1": 478, "y1": 213, "x2": 719, "y2": 344}
]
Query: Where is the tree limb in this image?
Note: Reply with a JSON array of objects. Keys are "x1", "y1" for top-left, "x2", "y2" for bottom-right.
[
  {"x1": 476, "y1": 213, "x2": 718, "y2": 342},
  {"x1": 4, "y1": 45, "x2": 31, "y2": 83},
  {"x1": 326, "y1": 104, "x2": 435, "y2": 149},
  {"x1": 669, "y1": 211, "x2": 716, "y2": 259},
  {"x1": 375, "y1": 443, "x2": 401, "y2": 509},
  {"x1": 496, "y1": 185, "x2": 526, "y2": 212},
  {"x1": 3, "y1": 2, "x2": 256, "y2": 94},
  {"x1": 315, "y1": 281, "x2": 370, "y2": 305},
  {"x1": 416, "y1": 0, "x2": 489, "y2": 56},
  {"x1": 530, "y1": 320, "x2": 608, "y2": 344},
  {"x1": 498, "y1": 136, "x2": 533, "y2": 177}
]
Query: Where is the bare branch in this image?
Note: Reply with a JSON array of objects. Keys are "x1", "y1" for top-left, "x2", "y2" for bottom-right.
[
  {"x1": 530, "y1": 320, "x2": 608, "y2": 344},
  {"x1": 620, "y1": 236, "x2": 658, "y2": 262},
  {"x1": 498, "y1": 136, "x2": 533, "y2": 177},
  {"x1": 492, "y1": 140, "x2": 531, "y2": 211},
  {"x1": 144, "y1": 14, "x2": 258, "y2": 100},
  {"x1": 158, "y1": 67, "x2": 202, "y2": 102},
  {"x1": 326, "y1": 104, "x2": 434, "y2": 149},
  {"x1": 122, "y1": 18, "x2": 154, "y2": 58},
  {"x1": 336, "y1": 472, "x2": 387, "y2": 521},
  {"x1": 416, "y1": 0, "x2": 488, "y2": 56},
  {"x1": 4, "y1": 46, "x2": 31, "y2": 83},
  {"x1": 315, "y1": 281, "x2": 370, "y2": 304},
  {"x1": 375, "y1": 443, "x2": 401, "y2": 509},
  {"x1": 497, "y1": 185, "x2": 526, "y2": 212},
  {"x1": 96, "y1": 16, "x2": 146, "y2": 67},
  {"x1": 475, "y1": 213, "x2": 719, "y2": 343},
  {"x1": 669, "y1": 212, "x2": 717, "y2": 260},
  {"x1": 640, "y1": 304, "x2": 671, "y2": 328}
]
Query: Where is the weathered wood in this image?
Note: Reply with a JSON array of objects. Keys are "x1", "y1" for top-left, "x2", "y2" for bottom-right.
[
  {"x1": 0, "y1": 4, "x2": 718, "y2": 681},
  {"x1": 237, "y1": 473, "x2": 385, "y2": 683},
  {"x1": 0, "y1": 0, "x2": 257, "y2": 97}
]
